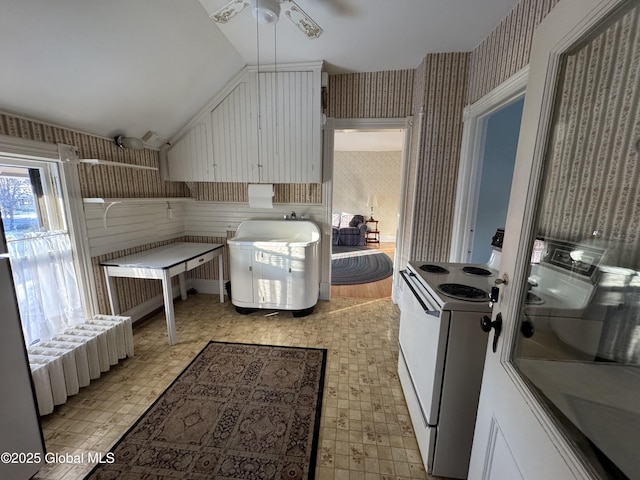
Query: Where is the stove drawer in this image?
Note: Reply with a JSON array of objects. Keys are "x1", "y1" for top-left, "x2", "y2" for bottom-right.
[{"x1": 399, "y1": 273, "x2": 451, "y2": 425}]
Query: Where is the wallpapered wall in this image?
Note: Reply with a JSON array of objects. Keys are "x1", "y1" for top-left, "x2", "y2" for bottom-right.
[
  {"x1": 410, "y1": 53, "x2": 470, "y2": 262},
  {"x1": 0, "y1": 113, "x2": 187, "y2": 199},
  {"x1": 538, "y1": 4, "x2": 640, "y2": 268},
  {"x1": 326, "y1": 70, "x2": 415, "y2": 119},
  {"x1": 467, "y1": 0, "x2": 560, "y2": 104},
  {"x1": 332, "y1": 151, "x2": 402, "y2": 242},
  {"x1": 190, "y1": 182, "x2": 322, "y2": 203}
]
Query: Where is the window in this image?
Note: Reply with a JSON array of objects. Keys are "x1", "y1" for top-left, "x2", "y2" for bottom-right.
[{"x1": 0, "y1": 158, "x2": 83, "y2": 344}]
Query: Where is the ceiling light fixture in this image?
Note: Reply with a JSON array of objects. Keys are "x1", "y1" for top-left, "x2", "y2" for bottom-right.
[
  {"x1": 251, "y1": 0, "x2": 280, "y2": 24},
  {"x1": 114, "y1": 135, "x2": 144, "y2": 150}
]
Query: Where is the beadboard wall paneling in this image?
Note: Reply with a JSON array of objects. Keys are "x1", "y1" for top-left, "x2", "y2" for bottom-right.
[
  {"x1": 467, "y1": 0, "x2": 560, "y2": 104},
  {"x1": 184, "y1": 201, "x2": 325, "y2": 238},
  {"x1": 410, "y1": 53, "x2": 470, "y2": 262},
  {"x1": 84, "y1": 202, "x2": 188, "y2": 257},
  {"x1": 538, "y1": 4, "x2": 640, "y2": 268},
  {"x1": 333, "y1": 151, "x2": 402, "y2": 242},
  {"x1": 190, "y1": 182, "x2": 322, "y2": 203},
  {"x1": 0, "y1": 112, "x2": 190, "y2": 199},
  {"x1": 327, "y1": 70, "x2": 415, "y2": 118}
]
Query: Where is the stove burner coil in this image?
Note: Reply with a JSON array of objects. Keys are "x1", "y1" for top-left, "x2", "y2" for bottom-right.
[
  {"x1": 525, "y1": 292, "x2": 544, "y2": 305},
  {"x1": 437, "y1": 283, "x2": 489, "y2": 302},
  {"x1": 462, "y1": 266, "x2": 493, "y2": 276},
  {"x1": 420, "y1": 264, "x2": 449, "y2": 274}
]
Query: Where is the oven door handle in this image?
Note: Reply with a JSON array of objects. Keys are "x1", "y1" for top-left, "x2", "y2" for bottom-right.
[{"x1": 400, "y1": 269, "x2": 440, "y2": 316}]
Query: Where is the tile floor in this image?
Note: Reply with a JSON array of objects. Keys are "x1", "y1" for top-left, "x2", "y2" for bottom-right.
[{"x1": 34, "y1": 294, "x2": 434, "y2": 480}]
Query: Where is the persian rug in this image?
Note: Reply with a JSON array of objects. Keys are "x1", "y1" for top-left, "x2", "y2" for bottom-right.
[
  {"x1": 86, "y1": 341, "x2": 327, "y2": 480},
  {"x1": 331, "y1": 246, "x2": 393, "y2": 285}
]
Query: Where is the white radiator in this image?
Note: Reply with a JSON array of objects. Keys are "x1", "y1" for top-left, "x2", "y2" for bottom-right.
[{"x1": 27, "y1": 315, "x2": 133, "y2": 416}]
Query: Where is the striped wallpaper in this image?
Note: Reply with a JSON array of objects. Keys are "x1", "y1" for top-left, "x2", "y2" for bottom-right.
[
  {"x1": 537, "y1": 3, "x2": 640, "y2": 268},
  {"x1": 467, "y1": 0, "x2": 560, "y2": 104},
  {"x1": 410, "y1": 53, "x2": 470, "y2": 262},
  {"x1": 0, "y1": 112, "x2": 189, "y2": 199},
  {"x1": 191, "y1": 182, "x2": 322, "y2": 203},
  {"x1": 326, "y1": 70, "x2": 415, "y2": 119}
]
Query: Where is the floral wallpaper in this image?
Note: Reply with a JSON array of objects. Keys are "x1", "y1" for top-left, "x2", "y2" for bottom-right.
[{"x1": 332, "y1": 151, "x2": 402, "y2": 241}]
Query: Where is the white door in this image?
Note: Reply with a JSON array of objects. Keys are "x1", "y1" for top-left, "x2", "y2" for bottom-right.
[{"x1": 470, "y1": 1, "x2": 640, "y2": 479}]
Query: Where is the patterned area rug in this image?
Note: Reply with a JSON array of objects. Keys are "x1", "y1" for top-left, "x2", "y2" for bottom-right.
[
  {"x1": 86, "y1": 342, "x2": 327, "y2": 480},
  {"x1": 331, "y1": 246, "x2": 393, "y2": 285}
]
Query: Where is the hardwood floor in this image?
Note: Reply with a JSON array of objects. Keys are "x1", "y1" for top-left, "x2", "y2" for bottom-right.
[{"x1": 330, "y1": 242, "x2": 395, "y2": 299}]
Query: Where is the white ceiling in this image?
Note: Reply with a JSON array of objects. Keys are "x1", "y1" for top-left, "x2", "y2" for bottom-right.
[{"x1": 0, "y1": 0, "x2": 520, "y2": 143}]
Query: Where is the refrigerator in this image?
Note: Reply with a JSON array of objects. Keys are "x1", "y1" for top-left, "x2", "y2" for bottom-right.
[{"x1": 0, "y1": 213, "x2": 45, "y2": 478}]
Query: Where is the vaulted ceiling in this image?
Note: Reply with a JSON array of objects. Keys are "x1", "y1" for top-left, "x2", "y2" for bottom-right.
[{"x1": 0, "y1": 0, "x2": 519, "y2": 143}]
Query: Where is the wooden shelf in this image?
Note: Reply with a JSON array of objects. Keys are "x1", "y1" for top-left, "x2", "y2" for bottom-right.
[
  {"x1": 83, "y1": 197, "x2": 192, "y2": 205},
  {"x1": 80, "y1": 159, "x2": 158, "y2": 171}
]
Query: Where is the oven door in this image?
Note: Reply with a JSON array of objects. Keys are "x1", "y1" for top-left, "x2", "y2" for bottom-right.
[{"x1": 398, "y1": 269, "x2": 451, "y2": 426}]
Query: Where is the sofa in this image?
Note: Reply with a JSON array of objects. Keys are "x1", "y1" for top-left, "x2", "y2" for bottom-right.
[{"x1": 332, "y1": 213, "x2": 367, "y2": 246}]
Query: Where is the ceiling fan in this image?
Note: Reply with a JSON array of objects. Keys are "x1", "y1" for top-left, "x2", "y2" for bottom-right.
[{"x1": 206, "y1": 0, "x2": 324, "y2": 39}]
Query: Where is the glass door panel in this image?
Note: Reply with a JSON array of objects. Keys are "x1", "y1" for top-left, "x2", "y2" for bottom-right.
[{"x1": 512, "y1": 2, "x2": 640, "y2": 478}]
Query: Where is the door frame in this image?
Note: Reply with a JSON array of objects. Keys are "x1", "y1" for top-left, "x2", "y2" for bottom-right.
[
  {"x1": 321, "y1": 117, "x2": 414, "y2": 303},
  {"x1": 449, "y1": 67, "x2": 528, "y2": 262},
  {"x1": 470, "y1": 0, "x2": 629, "y2": 478}
]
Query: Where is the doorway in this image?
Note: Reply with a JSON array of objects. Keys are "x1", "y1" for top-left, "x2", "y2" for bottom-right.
[
  {"x1": 331, "y1": 129, "x2": 403, "y2": 298},
  {"x1": 450, "y1": 68, "x2": 528, "y2": 263},
  {"x1": 470, "y1": 97, "x2": 524, "y2": 263},
  {"x1": 323, "y1": 118, "x2": 413, "y2": 301}
]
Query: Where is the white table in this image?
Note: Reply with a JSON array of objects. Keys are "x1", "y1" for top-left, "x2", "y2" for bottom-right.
[{"x1": 101, "y1": 242, "x2": 224, "y2": 345}]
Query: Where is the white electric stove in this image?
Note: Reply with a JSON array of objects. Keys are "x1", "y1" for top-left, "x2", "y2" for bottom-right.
[{"x1": 399, "y1": 254, "x2": 499, "y2": 478}]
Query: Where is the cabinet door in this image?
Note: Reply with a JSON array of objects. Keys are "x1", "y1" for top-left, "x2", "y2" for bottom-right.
[
  {"x1": 211, "y1": 81, "x2": 259, "y2": 182},
  {"x1": 256, "y1": 71, "x2": 321, "y2": 183},
  {"x1": 229, "y1": 247, "x2": 254, "y2": 304},
  {"x1": 166, "y1": 122, "x2": 213, "y2": 181},
  {"x1": 254, "y1": 247, "x2": 291, "y2": 307}
]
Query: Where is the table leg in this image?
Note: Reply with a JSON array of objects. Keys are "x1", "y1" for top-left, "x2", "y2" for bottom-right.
[
  {"x1": 103, "y1": 268, "x2": 120, "y2": 315},
  {"x1": 178, "y1": 272, "x2": 187, "y2": 300},
  {"x1": 218, "y1": 255, "x2": 224, "y2": 303},
  {"x1": 161, "y1": 270, "x2": 177, "y2": 346}
]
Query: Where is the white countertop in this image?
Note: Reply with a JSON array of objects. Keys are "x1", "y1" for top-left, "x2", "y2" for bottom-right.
[{"x1": 101, "y1": 242, "x2": 223, "y2": 270}]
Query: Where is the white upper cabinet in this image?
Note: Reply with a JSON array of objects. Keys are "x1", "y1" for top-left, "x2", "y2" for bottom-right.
[
  {"x1": 166, "y1": 122, "x2": 213, "y2": 181},
  {"x1": 167, "y1": 62, "x2": 323, "y2": 184},
  {"x1": 211, "y1": 80, "x2": 259, "y2": 182},
  {"x1": 255, "y1": 70, "x2": 321, "y2": 183}
]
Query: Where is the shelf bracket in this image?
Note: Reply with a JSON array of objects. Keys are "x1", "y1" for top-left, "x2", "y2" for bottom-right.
[{"x1": 101, "y1": 201, "x2": 122, "y2": 229}]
